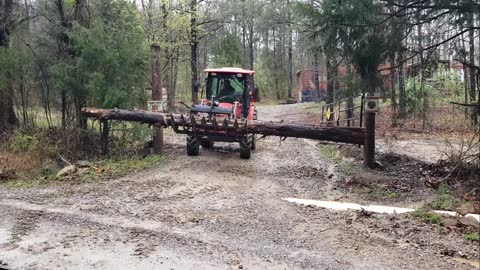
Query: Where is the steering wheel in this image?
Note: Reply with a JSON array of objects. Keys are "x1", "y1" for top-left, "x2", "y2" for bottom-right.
[{"x1": 217, "y1": 95, "x2": 239, "y2": 103}]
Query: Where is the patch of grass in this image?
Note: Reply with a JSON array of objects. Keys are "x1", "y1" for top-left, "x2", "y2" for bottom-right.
[
  {"x1": 430, "y1": 184, "x2": 463, "y2": 210},
  {"x1": 366, "y1": 186, "x2": 399, "y2": 200},
  {"x1": 1, "y1": 155, "x2": 165, "y2": 188},
  {"x1": 414, "y1": 209, "x2": 444, "y2": 226},
  {"x1": 1, "y1": 166, "x2": 58, "y2": 188},
  {"x1": 464, "y1": 232, "x2": 480, "y2": 242},
  {"x1": 5, "y1": 178, "x2": 52, "y2": 188},
  {"x1": 340, "y1": 162, "x2": 361, "y2": 175},
  {"x1": 82, "y1": 155, "x2": 165, "y2": 182},
  {"x1": 385, "y1": 190, "x2": 399, "y2": 199},
  {"x1": 318, "y1": 145, "x2": 342, "y2": 162}
]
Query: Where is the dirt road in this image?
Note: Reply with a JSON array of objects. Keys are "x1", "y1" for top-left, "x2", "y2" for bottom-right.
[{"x1": 0, "y1": 104, "x2": 477, "y2": 270}]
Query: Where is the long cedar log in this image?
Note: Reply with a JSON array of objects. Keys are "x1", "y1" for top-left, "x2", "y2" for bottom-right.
[
  {"x1": 82, "y1": 107, "x2": 168, "y2": 126},
  {"x1": 81, "y1": 107, "x2": 365, "y2": 145}
]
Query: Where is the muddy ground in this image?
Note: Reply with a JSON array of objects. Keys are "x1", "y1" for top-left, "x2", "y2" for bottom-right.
[{"x1": 0, "y1": 103, "x2": 478, "y2": 270}]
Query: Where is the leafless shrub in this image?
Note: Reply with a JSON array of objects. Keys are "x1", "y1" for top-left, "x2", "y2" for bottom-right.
[{"x1": 442, "y1": 132, "x2": 479, "y2": 171}]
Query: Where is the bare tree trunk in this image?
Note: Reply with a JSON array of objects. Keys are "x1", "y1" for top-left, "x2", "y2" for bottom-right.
[
  {"x1": 190, "y1": 0, "x2": 199, "y2": 103},
  {"x1": 390, "y1": 55, "x2": 398, "y2": 127},
  {"x1": 73, "y1": 0, "x2": 90, "y2": 130},
  {"x1": 73, "y1": 0, "x2": 90, "y2": 27},
  {"x1": 0, "y1": 0, "x2": 18, "y2": 131},
  {"x1": 326, "y1": 57, "x2": 334, "y2": 105},
  {"x1": 151, "y1": 45, "x2": 163, "y2": 154},
  {"x1": 101, "y1": 120, "x2": 109, "y2": 156},
  {"x1": 0, "y1": 86, "x2": 18, "y2": 131},
  {"x1": 314, "y1": 52, "x2": 320, "y2": 101},
  {"x1": 417, "y1": 23, "x2": 427, "y2": 129},
  {"x1": 462, "y1": 32, "x2": 469, "y2": 119},
  {"x1": 167, "y1": 51, "x2": 178, "y2": 113},
  {"x1": 61, "y1": 90, "x2": 67, "y2": 129},
  {"x1": 248, "y1": 22, "x2": 254, "y2": 70},
  {"x1": 398, "y1": 51, "x2": 406, "y2": 117},
  {"x1": 273, "y1": 27, "x2": 280, "y2": 100},
  {"x1": 287, "y1": 0, "x2": 293, "y2": 99},
  {"x1": 468, "y1": 13, "x2": 477, "y2": 126},
  {"x1": 19, "y1": 78, "x2": 28, "y2": 126},
  {"x1": 241, "y1": 3, "x2": 247, "y2": 68}
]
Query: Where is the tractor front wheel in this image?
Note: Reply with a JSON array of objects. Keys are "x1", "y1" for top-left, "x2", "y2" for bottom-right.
[
  {"x1": 187, "y1": 135, "x2": 200, "y2": 156},
  {"x1": 239, "y1": 138, "x2": 251, "y2": 159}
]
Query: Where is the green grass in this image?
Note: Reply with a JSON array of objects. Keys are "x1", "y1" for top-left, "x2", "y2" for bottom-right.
[
  {"x1": 414, "y1": 209, "x2": 444, "y2": 226},
  {"x1": 429, "y1": 185, "x2": 463, "y2": 210},
  {"x1": 366, "y1": 186, "x2": 399, "y2": 200},
  {"x1": 384, "y1": 190, "x2": 399, "y2": 199},
  {"x1": 340, "y1": 162, "x2": 360, "y2": 175},
  {"x1": 464, "y1": 232, "x2": 480, "y2": 242},
  {"x1": 318, "y1": 145, "x2": 343, "y2": 162},
  {"x1": 82, "y1": 155, "x2": 165, "y2": 182},
  {"x1": 1, "y1": 155, "x2": 165, "y2": 188}
]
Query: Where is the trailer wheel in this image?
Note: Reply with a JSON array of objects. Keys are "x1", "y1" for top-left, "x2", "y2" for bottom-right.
[
  {"x1": 187, "y1": 135, "x2": 200, "y2": 156},
  {"x1": 200, "y1": 140, "x2": 214, "y2": 149},
  {"x1": 239, "y1": 138, "x2": 251, "y2": 159}
]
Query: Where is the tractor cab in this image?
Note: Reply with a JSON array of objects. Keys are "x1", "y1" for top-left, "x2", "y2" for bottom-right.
[
  {"x1": 186, "y1": 67, "x2": 258, "y2": 159},
  {"x1": 191, "y1": 68, "x2": 257, "y2": 120}
]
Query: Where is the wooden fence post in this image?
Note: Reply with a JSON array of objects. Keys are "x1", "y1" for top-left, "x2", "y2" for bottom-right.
[
  {"x1": 101, "y1": 119, "x2": 109, "y2": 156},
  {"x1": 364, "y1": 111, "x2": 376, "y2": 168},
  {"x1": 153, "y1": 124, "x2": 163, "y2": 154}
]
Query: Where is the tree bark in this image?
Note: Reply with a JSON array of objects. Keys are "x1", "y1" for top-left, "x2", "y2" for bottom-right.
[
  {"x1": 314, "y1": 52, "x2": 320, "y2": 101},
  {"x1": 417, "y1": 23, "x2": 427, "y2": 129},
  {"x1": 151, "y1": 45, "x2": 163, "y2": 154},
  {"x1": 398, "y1": 51, "x2": 406, "y2": 117},
  {"x1": 468, "y1": 13, "x2": 477, "y2": 126},
  {"x1": 73, "y1": 0, "x2": 90, "y2": 27},
  {"x1": 462, "y1": 32, "x2": 469, "y2": 119},
  {"x1": 390, "y1": 55, "x2": 398, "y2": 127},
  {"x1": 151, "y1": 45, "x2": 162, "y2": 101},
  {"x1": 0, "y1": 0, "x2": 18, "y2": 131},
  {"x1": 273, "y1": 27, "x2": 280, "y2": 100},
  {"x1": 287, "y1": 0, "x2": 293, "y2": 99},
  {"x1": 73, "y1": 0, "x2": 90, "y2": 130},
  {"x1": 190, "y1": 0, "x2": 199, "y2": 103},
  {"x1": 167, "y1": 51, "x2": 178, "y2": 113},
  {"x1": 326, "y1": 57, "x2": 334, "y2": 105}
]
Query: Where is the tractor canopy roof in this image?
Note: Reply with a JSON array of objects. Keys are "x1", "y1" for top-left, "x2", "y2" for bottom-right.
[{"x1": 204, "y1": 67, "x2": 255, "y2": 75}]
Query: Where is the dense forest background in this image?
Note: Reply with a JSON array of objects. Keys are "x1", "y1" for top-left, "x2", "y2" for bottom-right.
[{"x1": 0, "y1": 0, "x2": 479, "y2": 159}]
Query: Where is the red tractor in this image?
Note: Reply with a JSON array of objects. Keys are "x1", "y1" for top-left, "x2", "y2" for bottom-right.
[{"x1": 186, "y1": 67, "x2": 259, "y2": 159}]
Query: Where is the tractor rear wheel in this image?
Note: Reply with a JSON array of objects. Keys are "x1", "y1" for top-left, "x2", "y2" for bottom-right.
[
  {"x1": 187, "y1": 135, "x2": 200, "y2": 156},
  {"x1": 200, "y1": 139, "x2": 214, "y2": 149},
  {"x1": 239, "y1": 138, "x2": 251, "y2": 159},
  {"x1": 251, "y1": 135, "x2": 256, "y2": 150}
]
